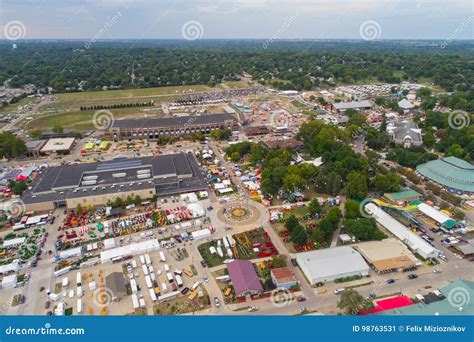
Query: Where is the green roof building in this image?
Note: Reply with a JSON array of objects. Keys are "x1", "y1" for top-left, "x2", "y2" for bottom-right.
[
  {"x1": 416, "y1": 157, "x2": 474, "y2": 194},
  {"x1": 377, "y1": 279, "x2": 474, "y2": 315},
  {"x1": 384, "y1": 188, "x2": 423, "y2": 204}
]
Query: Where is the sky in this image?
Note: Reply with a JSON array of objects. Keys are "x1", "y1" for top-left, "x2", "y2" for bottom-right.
[{"x1": 0, "y1": 0, "x2": 473, "y2": 40}]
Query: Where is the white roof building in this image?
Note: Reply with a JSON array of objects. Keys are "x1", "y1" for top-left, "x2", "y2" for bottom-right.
[
  {"x1": 295, "y1": 246, "x2": 370, "y2": 284},
  {"x1": 333, "y1": 100, "x2": 372, "y2": 112},
  {"x1": 398, "y1": 99, "x2": 415, "y2": 110},
  {"x1": 1, "y1": 274, "x2": 17, "y2": 289},
  {"x1": 2, "y1": 237, "x2": 26, "y2": 249},
  {"x1": 417, "y1": 203, "x2": 451, "y2": 225},
  {"x1": 100, "y1": 239, "x2": 160, "y2": 263},
  {"x1": 0, "y1": 260, "x2": 21, "y2": 274},
  {"x1": 365, "y1": 203, "x2": 439, "y2": 259}
]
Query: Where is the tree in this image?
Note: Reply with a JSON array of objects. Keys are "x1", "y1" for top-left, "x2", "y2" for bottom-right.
[
  {"x1": 318, "y1": 219, "x2": 336, "y2": 241},
  {"x1": 0, "y1": 132, "x2": 27, "y2": 158},
  {"x1": 268, "y1": 255, "x2": 287, "y2": 268},
  {"x1": 29, "y1": 129, "x2": 43, "y2": 139},
  {"x1": 285, "y1": 215, "x2": 299, "y2": 233},
  {"x1": 230, "y1": 151, "x2": 241, "y2": 162},
  {"x1": 308, "y1": 199, "x2": 322, "y2": 215},
  {"x1": 291, "y1": 223, "x2": 308, "y2": 246},
  {"x1": 8, "y1": 180, "x2": 28, "y2": 195},
  {"x1": 346, "y1": 171, "x2": 368, "y2": 199},
  {"x1": 337, "y1": 289, "x2": 374, "y2": 315},
  {"x1": 344, "y1": 199, "x2": 361, "y2": 220},
  {"x1": 371, "y1": 172, "x2": 401, "y2": 193},
  {"x1": 345, "y1": 218, "x2": 387, "y2": 241}
]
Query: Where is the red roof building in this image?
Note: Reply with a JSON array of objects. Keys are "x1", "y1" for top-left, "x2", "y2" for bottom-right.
[{"x1": 360, "y1": 295, "x2": 414, "y2": 315}]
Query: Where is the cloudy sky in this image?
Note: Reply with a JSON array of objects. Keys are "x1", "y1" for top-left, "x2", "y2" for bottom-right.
[{"x1": 0, "y1": 0, "x2": 473, "y2": 40}]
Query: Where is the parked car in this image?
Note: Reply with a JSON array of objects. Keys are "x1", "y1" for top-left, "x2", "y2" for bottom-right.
[
  {"x1": 214, "y1": 297, "x2": 221, "y2": 308},
  {"x1": 45, "y1": 301, "x2": 51, "y2": 309},
  {"x1": 334, "y1": 288, "x2": 345, "y2": 295},
  {"x1": 433, "y1": 269, "x2": 442, "y2": 274},
  {"x1": 386, "y1": 279, "x2": 395, "y2": 284},
  {"x1": 200, "y1": 260, "x2": 207, "y2": 268},
  {"x1": 248, "y1": 306, "x2": 258, "y2": 312},
  {"x1": 299, "y1": 307, "x2": 309, "y2": 314},
  {"x1": 408, "y1": 274, "x2": 418, "y2": 280},
  {"x1": 296, "y1": 295, "x2": 306, "y2": 302}
]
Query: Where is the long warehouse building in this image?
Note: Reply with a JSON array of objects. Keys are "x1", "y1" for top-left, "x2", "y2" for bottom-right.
[
  {"x1": 22, "y1": 153, "x2": 207, "y2": 212},
  {"x1": 104, "y1": 113, "x2": 237, "y2": 141},
  {"x1": 364, "y1": 203, "x2": 439, "y2": 260}
]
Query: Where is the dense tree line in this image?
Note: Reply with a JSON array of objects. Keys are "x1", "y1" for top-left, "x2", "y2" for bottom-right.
[
  {"x1": 0, "y1": 132, "x2": 27, "y2": 158},
  {"x1": 0, "y1": 40, "x2": 472, "y2": 93},
  {"x1": 80, "y1": 101, "x2": 154, "y2": 111}
]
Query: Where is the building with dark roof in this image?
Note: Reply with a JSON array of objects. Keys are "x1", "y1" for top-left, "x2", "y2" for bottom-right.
[
  {"x1": 331, "y1": 100, "x2": 372, "y2": 113},
  {"x1": 104, "y1": 113, "x2": 236, "y2": 141},
  {"x1": 25, "y1": 140, "x2": 47, "y2": 158},
  {"x1": 227, "y1": 260, "x2": 263, "y2": 297},
  {"x1": 105, "y1": 272, "x2": 127, "y2": 301},
  {"x1": 416, "y1": 156, "x2": 474, "y2": 194},
  {"x1": 22, "y1": 153, "x2": 207, "y2": 212},
  {"x1": 387, "y1": 119, "x2": 423, "y2": 148}
]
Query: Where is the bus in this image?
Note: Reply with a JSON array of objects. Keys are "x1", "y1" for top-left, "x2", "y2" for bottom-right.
[
  {"x1": 166, "y1": 272, "x2": 174, "y2": 283},
  {"x1": 159, "y1": 251, "x2": 166, "y2": 262},
  {"x1": 142, "y1": 264, "x2": 149, "y2": 276},
  {"x1": 149, "y1": 288, "x2": 157, "y2": 302},
  {"x1": 145, "y1": 275, "x2": 153, "y2": 289},
  {"x1": 130, "y1": 279, "x2": 138, "y2": 294},
  {"x1": 76, "y1": 272, "x2": 82, "y2": 286},
  {"x1": 145, "y1": 254, "x2": 152, "y2": 266},
  {"x1": 175, "y1": 274, "x2": 184, "y2": 287}
]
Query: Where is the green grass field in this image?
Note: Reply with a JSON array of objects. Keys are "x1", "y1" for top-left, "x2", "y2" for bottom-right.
[
  {"x1": 25, "y1": 108, "x2": 158, "y2": 131},
  {"x1": 56, "y1": 84, "x2": 212, "y2": 101},
  {"x1": 0, "y1": 97, "x2": 36, "y2": 114}
]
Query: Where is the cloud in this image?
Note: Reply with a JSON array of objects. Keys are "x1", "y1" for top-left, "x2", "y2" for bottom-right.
[{"x1": 0, "y1": 0, "x2": 472, "y2": 39}]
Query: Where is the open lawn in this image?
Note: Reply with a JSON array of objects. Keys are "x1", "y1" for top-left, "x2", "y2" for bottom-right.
[
  {"x1": 153, "y1": 286, "x2": 210, "y2": 315},
  {"x1": 198, "y1": 228, "x2": 273, "y2": 267},
  {"x1": 0, "y1": 97, "x2": 37, "y2": 114},
  {"x1": 219, "y1": 81, "x2": 250, "y2": 89},
  {"x1": 57, "y1": 85, "x2": 212, "y2": 101},
  {"x1": 24, "y1": 108, "x2": 161, "y2": 131}
]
